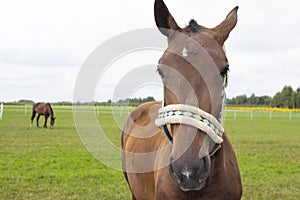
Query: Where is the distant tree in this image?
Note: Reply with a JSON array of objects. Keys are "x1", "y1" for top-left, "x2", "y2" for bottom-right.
[
  {"x1": 271, "y1": 92, "x2": 282, "y2": 107},
  {"x1": 226, "y1": 85, "x2": 300, "y2": 107},
  {"x1": 226, "y1": 98, "x2": 236, "y2": 105},
  {"x1": 280, "y1": 85, "x2": 294, "y2": 108},
  {"x1": 235, "y1": 95, "x2": 247, "y2": 105},
  {"x1": 296, "y1": 88, "x2": 300, "y2": 108},
  {"x1": 256, "y1": 96, "x2": 271, "y2": 106},
  {"x1": 143, "y1": 96, "x2": 155, "y2": 102},
  {"x1": 114, "y1": 96, "x2": 156, "y2": 106},
  {"x1": 18, "y1": 99, "x2": 34, "y2": 104},
  {"x1": 247, "y1": 94, "x2": 256, "y2": 105}
]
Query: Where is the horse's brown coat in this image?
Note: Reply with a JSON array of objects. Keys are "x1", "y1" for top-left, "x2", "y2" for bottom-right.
[
  {"x1": 31, "y1": 102, "x2": 55, "y2": 128},
  {"x1": 122, "y1": 0, "x2": 242, "y2": 199}
]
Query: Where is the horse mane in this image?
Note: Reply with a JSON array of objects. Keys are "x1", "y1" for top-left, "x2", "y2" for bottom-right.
[
  {"x1": 187, "y1": 19, "x2": 202, "y2": 33},
  {"x1": 46, "y1": 103, "x2": 54, "y2": 117}
]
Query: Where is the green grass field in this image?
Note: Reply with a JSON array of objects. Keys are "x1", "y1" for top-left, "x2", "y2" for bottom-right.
[{"x1": 0, "y1": 105, "x2": 299, "y2": 199}]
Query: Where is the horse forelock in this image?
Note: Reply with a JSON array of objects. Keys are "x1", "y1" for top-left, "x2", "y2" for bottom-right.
[{"x1": 186, "y1": 19, "x2": 202, "y2": 33}]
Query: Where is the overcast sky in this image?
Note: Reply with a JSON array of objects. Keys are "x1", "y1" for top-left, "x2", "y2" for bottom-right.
[{"x1": 1, "y1": 0, "x2": 299, "y2": 102}]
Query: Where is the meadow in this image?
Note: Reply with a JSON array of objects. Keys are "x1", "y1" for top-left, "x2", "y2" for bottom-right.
[{"x1": 0, "y1": 105, "x2": 299, "y2": 199}]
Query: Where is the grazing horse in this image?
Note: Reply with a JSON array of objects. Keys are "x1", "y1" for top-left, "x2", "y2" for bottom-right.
[
  {"x1": 122, "y1": 0, "x2": 242, "y2": 199},
  {"x1": 30, "y1": 102, "x2": 55, "y2": 128}
]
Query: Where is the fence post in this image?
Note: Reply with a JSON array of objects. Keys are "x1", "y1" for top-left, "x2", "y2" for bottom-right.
[
  {"x1": 269, "y1": 111, "x2": 272, "y2": 120},
  {"x1": 250, "y1": 110, "x2": 253, "y2": 119},
  {"x1": 0, "y1": 102, "x2": 3, "y2": 120},
  {"x1": 289, "y1": 111, "x2": 292, "y2": 120},
  {"x1": 234, "y1": 110, "x2": 236, "y2": 120}
]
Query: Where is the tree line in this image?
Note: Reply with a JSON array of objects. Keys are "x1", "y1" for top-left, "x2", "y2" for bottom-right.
[
  {"x1": 6, "y1": 85, "x2": 300, "y2": 108},
  {"x1": 96, "y1": 96, "x2": 156, "y2": 107},
  {"x1": 227, "y1": 85, "x2": 300, "y2": 108},
  {"x1": 7, "y1": 97, "x2": 156, "y2": 107}
]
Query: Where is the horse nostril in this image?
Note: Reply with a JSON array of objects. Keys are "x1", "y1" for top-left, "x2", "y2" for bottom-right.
[
  {"x1": 168, "y1": 157, "x2": 175, "y2": 174},
  {"x1": 202, "y1": 156, "x2": 211, "y2": 175}
]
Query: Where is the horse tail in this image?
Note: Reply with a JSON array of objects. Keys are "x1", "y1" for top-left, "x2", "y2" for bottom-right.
[
  {"x1": 31, "y1": 102, "x2": 37, "y2": 124},
  {"x1": 32, "y1": 102, "x2": 37, "y2": 112}
]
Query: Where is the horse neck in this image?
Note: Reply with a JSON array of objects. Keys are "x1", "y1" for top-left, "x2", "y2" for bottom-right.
[
  {"x1": 211, "y1": 132, "x2": 239, "y2": 180},
  {"x1": 47, "y1": 104, "x2": 54, "y2": 117},
  {"x1": 210, "y1": 132, "x2": 242, "y2": 197}
]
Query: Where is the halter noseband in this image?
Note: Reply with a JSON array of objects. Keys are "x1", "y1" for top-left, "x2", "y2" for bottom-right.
[{"x1": 155, "y1": 104, "x2": 224, "y2": 144}]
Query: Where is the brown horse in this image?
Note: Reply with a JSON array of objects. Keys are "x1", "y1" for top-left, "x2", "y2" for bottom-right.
[
  {"x1": 122, "y1": 0, "x2": 242, "y2": 199},
  {"x1": 30, "y1": 102, "x2": 55, "y2": 128}
]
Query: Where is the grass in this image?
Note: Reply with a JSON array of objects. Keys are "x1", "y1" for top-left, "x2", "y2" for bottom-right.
[
  {"x1": 225, "y1": 111, "x2": 300, "y2": 199},
  {"x1": 0, "y1": 105, "x2": 131, "y2": 200},
  {"x1": 0, "y1": 105, "x2": 299, "y2": 199}
]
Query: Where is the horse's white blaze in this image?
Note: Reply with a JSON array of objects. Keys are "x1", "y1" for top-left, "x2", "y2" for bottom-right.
[
  {"x1": 182, "y1": 169, "x2": 192, "y2": 178},
  {"x1": 181, "y1": 47, "x2": 188, "y2": 57}
]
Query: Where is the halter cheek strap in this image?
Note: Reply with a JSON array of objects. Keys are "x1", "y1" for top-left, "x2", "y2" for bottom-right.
[
  {"x1": 155, "y1": 104, "x2": 224, "y2": 144},
  {"x1": 161, "y1": 124, "x2": 221, "y2": 156},
  {"x1": 162, "y1": 125, "x2": 173, "y2": 143}
]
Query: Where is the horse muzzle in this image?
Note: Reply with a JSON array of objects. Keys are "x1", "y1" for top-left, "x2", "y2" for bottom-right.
[{"x1": 169, "y1": 156, "x2": 211, "y2": 191}]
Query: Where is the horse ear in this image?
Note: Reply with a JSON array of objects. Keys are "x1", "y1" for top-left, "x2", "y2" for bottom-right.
[
  {"x1": 213, "y1": 6, "x2": 238, "y2": 45},
  {"x1": 154, "y1": 0, "x2": 180, "y2": 37}
]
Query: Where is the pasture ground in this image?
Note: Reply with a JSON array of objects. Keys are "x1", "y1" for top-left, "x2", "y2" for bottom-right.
[{"x1": 0, "y1": 105, "x2": 299, "y2": 199}]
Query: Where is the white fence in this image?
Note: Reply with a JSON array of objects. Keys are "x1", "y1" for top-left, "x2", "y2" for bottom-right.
[
  {"x1": 0, "y1": 103, "x2": 3, "y2": 120},
  {"x1": 225, "y1": 110, "x2": 300, "y2": 120}
]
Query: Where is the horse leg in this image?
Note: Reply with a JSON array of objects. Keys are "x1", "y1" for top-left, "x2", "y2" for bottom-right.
[
  {"x1": 44, "y1": 116, "x2": 48, "y2": 128},
  {"x1": 37, "y1": 114, "x2": 40, "y2": 127},
  {"x1": 30, "y1": 111, "x2": 36, "y2": 128}
]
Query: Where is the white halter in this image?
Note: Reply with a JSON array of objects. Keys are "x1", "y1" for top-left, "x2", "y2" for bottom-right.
[
  {"x1": 155, "y1": 104, "x2": 224, "y2": 144},
  {"x1": 155, "y1": 46, "x2": 228, "y2": 144}
]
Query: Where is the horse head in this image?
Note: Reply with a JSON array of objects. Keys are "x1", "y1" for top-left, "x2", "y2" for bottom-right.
[
  {"x1": 50, "y1": 117, "x2": 55, "y2": 128},
  {"x1": 154, "y1": 0, "x2": 238, "y2": 191}
]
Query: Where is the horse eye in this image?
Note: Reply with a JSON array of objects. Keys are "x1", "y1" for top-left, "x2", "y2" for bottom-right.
[
  {"x1": 157, "y1": 68, "x2": 165, "y2": 78},
  {"x1": 220, "y1": 66, "x2": 229, "y2": 77}
]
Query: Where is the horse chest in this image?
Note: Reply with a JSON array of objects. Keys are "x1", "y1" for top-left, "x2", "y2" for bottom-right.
[
  {"x1": 154, "y1": 184, "x2": 235, "y2": 200},
  {"x1": 153, "y1": 161, "x2": 241, "y2": 200}
]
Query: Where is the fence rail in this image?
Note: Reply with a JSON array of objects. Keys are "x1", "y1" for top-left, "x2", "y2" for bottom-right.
[
  {"x1": 2, "y1": 104, "x2": 300, "y2": 121},
  {"x1": 225, "y1": 109, "x2": 300, "y2": 120}
]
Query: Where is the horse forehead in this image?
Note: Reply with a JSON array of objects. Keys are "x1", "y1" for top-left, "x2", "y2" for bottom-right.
[
  {"x1": 162, "y1": 44, "x2": 225, "y2": 69},
  {"x1": 181, "y1": 28, "x2": 217, "y2": 44},
  {"x1": 166, "y1": 32, "x2": 223, "y2": 56},
  {"x1": 190, "y1": 35, "x2": 224, "y2": 57}
]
